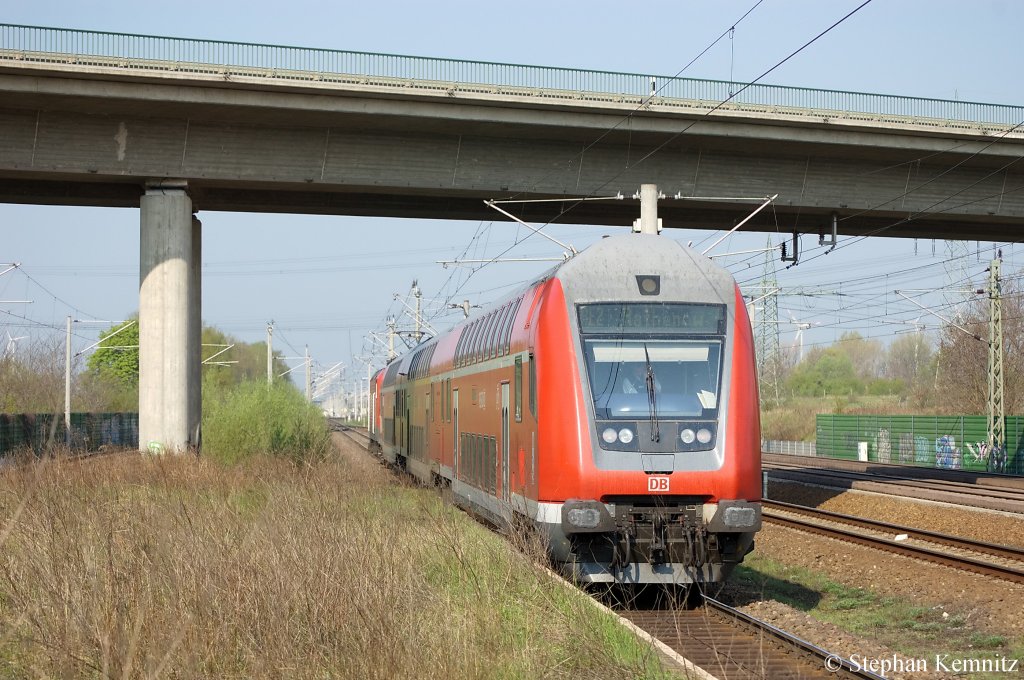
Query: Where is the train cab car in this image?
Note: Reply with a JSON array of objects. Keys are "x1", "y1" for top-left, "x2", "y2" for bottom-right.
[
  {"x1": 532, "y1": 233, "x2": 762, "y2": 584},
  {"x1": 367, "y1": 230, "x2": 762, "y2": 585}
]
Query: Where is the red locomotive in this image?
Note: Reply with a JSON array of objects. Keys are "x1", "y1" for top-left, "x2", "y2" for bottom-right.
[{"x1": 369, "y1": 230, "x2": 761, "y2": 584}]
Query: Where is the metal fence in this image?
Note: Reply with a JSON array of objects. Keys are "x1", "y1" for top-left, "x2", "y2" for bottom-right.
[
  {"x1": 2, "y1": 24, "x2": 1023, "y2": 126},
  {"x1": 762, "y1": 439, "x2": 817, "y2": 457},
  {"x1": 816, "y1": 414, "x2": 1024, "y2": 475},
  {"x1": 0, "y1": 412, "x2": 138, "y2": 456}
]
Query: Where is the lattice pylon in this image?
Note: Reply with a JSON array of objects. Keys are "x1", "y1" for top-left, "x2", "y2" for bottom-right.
[{"x1": 754, "y1": 239, "x2": 781, "y2": 403}]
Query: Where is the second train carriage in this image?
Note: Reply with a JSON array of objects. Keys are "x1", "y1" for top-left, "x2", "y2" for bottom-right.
[{"x1": 369, "y1": 231, "x2": 762, "y2": 584}]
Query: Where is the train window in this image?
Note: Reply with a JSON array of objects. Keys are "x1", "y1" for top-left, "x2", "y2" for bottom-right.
[
  {"x1": 462, "y1": 321, "x2": 476, "y2": 366},
  {"x1": 483, "y1": 312, "x2": 496, "y2": 361},
  {"x1": 503, "y1": 297, "x2": 522, "y2": 355},
  {"x1": 473, "y1": 319, "x2": 485, "y2": 364},
  {"x1": 428, "y1": 388, "x2": 433, "y2": 424},
  {"x1": 497, "y1": 304, "x2": 511, "y2": 357},
  {"x1": 495, "y1": 303, "x2": 508, "y2": 356},
  {"x1": 454, "y1": 327, "x2": 467, "y2": 368},
  {"x1": 489, "y1": 436, "x2": 497, "y2": 494},
  {"x1": 497, "y1": 301, "x2": 512, "y2": 356},
  {"x1": 473, "y1": 435, "x2": 480, "y2": 487},
  {"x1": 491, "y1": 307, "x2": 503, "y2": 358},
  {"x1": 467, "y1": 323, "x2": 477, "y2": 364},
  {"x1": 582, "y1": 338, "x2": 723, "y2": 420},
  {"x1": 488, "y1": 306, "x2": 501, "y2": 359},
  {"x1": 488, "y1": 308, "x2": 500, "y2": 360},
  {"x1": 528, "y1": 353, "x2": 537, "y2": 418},
  {"x1": 478, "y1": 315, "x2": 487, "y2": 361},
  {"x1": 514, "y1": 356, "x2": 523, "y2": 422},
  {"x1": 487, "y1": 310, "x2": 498, "y2": 359},
  {"x1": 478, "y1": 313, "x2": 492, "y2": 362}
]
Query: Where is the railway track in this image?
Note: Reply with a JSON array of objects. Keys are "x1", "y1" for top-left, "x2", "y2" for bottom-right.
[
  {"x1": 618, "y1": 597, "x2": 883, "y2": 679},
  {"x1": 765, "y1": 462, "x2": 1024, "y2": 514},
  {"x1": 336, "y1": 425, "x2": 881, "y2": 678},
  {"x1": 763, "y1": 453, "x2": 1024, "y2": 490},
  {"x1": 764, "y1": 500, "x2": 1024, "y2": 583}
]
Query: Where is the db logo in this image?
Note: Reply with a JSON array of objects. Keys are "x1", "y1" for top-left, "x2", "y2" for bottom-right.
[{"x1": 648, "y1": 476, "x2": 670, "y2": 493}]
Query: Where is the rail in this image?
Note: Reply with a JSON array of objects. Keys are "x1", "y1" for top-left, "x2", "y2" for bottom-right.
[
  {"x1": 620, "y1": 599, "x2": 884, "y2": 679},
  {"x1": 1, "y1": 24, "x2": 1023, "y2": 127},
  {"x1": 763, "y1": 501, "x2": 1024, "y2": 583}
]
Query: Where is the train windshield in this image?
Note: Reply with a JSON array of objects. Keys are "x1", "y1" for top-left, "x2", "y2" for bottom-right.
[{"x1": 577, "y1": 303, "x2": 726, "y2": 420}]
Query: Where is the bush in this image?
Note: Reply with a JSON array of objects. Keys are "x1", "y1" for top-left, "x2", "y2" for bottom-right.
[{"x1": 202, "y1": 381, "x2": 329, "y2": 464}]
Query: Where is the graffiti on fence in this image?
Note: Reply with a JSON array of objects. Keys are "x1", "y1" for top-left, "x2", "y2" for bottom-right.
[
  {"x1": 915, "y1": 436, "x2": 930, "y2": 465},
  {"x1": 965, "y1": 441, "x2": 1007, "y2": 473},
  {"x1": 935, "y1": 435, "x2": 962, "y2": 469},
  {"x1": 898, "y1": 433, "x2": 915, "y2": 463},
  {"x1": 877, "y1": 429, "x2": 891, "y2": 464}
]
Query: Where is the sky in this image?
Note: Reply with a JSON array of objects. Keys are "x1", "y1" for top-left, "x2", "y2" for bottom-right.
[{"x1": 2, "y1": 0, "x2": 1023, "y2": 401}]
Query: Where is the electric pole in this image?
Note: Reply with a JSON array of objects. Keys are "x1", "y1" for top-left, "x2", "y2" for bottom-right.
[
  {"x1": 945, "y1": 240, "x2": 972, "y2": 323},
  {"x1": 305, "y1": 344, "x2": 311, "y2": 402},
  {"x1": 412, "y1": 280, "x2": 423, "y2": 343},
  {"x1": 266, "y1": 322, "x2": 274, "y2": 386},
  {"x1": 386, "y1": 316, "x2": 397, "y2": 362},
  {"x1": 987, "y1": 256, "x2": 1005, "y2": 454},
  {"x1": 754, "y1": 240, "x2": 781, "y2": 403},
  {"x1": 64, "y1": 315, "x2": 72, "y2": 445}
]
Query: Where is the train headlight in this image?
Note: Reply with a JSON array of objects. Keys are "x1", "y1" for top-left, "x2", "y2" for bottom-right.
[
  {"x1": 723, "y1": 506, "x2": 757, "y2": 528},
  {"x1": 680, "y1": 428, "x2": 696, "y2": 444},
  {"x1": 601, "y1": 427, "x2": 618, "y2": 444},
  {"x1": 618, "y1": 428, "x2": 634, "y2": 444},
  {"x1": 696, "y1": 428, "x2": 713, "y2": 444},
  {"x1": 561, "y1": 500, "x2": 614, "y2": 533},
  {"x1": 566, "y1": 507, "x2": 601, "y2": 529}
]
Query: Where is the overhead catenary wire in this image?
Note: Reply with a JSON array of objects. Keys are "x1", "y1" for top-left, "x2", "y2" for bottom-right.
[
  {"x1": 411, "y1": 2, "x2": 780, "y2": 327},
  {"x1": 425, "y1": 1, "x2": 875, "y2": 335}
]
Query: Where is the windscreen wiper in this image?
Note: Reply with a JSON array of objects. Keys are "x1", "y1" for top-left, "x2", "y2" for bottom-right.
[{"x1": 643, "y1": 343, "x2": 660, "y2": 442}]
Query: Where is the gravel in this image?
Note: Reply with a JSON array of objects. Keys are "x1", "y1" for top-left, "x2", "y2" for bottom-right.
[{"x1": 705, "y1": 481, "x2": 1024, "y2": 679}]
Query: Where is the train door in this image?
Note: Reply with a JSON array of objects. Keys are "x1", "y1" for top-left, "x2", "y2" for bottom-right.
[
  {"x1": 501, "y1": 382, "x2": 510, "y2": 503},
  {"x1": 453, "y1": 389, "x2": 460, "y2": 480}
]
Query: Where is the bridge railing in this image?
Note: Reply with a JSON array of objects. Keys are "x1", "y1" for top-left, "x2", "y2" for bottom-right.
[{"x1": 2, "y1": 23, "x2": 1023, "y2": 127}]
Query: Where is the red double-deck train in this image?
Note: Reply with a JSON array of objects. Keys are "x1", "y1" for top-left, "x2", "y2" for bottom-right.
[{"x1": 368, "y1": 230, "x2": 762, "y2": 585}]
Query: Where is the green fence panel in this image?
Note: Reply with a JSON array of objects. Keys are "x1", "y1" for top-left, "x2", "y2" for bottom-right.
[
  {"x1": 0, "y1": 412, "x2": 138, "y2": 457},
  {"x1": 815, "y1": 414, "x2": 1022, "y2": 476}
]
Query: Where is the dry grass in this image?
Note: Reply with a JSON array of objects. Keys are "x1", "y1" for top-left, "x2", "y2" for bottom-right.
[{"x1": 0, "y1": 449, "x2": 674, "y2": 679}]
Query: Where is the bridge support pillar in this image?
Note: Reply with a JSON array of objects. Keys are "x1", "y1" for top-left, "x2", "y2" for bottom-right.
[
  {"x1": 189, "y1": 215, "x2": 202, "y2": 448},
  {"x1": 139, "y1": 183, "x2": 200, "y2": 453}
]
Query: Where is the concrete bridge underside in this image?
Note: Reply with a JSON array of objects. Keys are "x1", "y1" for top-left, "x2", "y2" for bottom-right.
[
  {"x1": 2, "y1": 61, "x2": 1023, "y2": 453},
  {"x1": 1, "y1": 65, "x2": 1023, "y2": 240}
]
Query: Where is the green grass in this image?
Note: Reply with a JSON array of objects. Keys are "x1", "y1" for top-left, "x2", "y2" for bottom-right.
[
  {"x1": 202, "y1": 380, "x2": 330, "y2": 464},
  {"x1": 728, "y1": 553, "x2": 1024, "y2": 678},
  {"x1": 0, "y1": 449, "x2": 679, "y2": 679}
]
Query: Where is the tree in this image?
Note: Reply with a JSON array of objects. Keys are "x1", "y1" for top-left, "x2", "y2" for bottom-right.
[
  {"x1": 784, "y1": 347, "x2": 864, "y2": 397},
  {"x1": 934, "y1": 276, "x2": 1024, "y2": 415},
  {"x1": 84, "y1": 317, "x2": 291, "y2": 409},
  {"x1": 882, "y1": 332, "x2": 935, "y2": 404},
  {"x1": 0, "y1": 336, "x2": 66, "y2": 413},
  {"x1": 833, "y1": 331, "x2": 884, "y2": 381},
  {"x1": 87, "y1": 317, "x2": 139, "y2": 387}
]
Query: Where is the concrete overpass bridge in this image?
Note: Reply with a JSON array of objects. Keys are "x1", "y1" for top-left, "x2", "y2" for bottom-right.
[{"x1": 1, "y1": 24, "x2": 1022, "y2": 452}]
